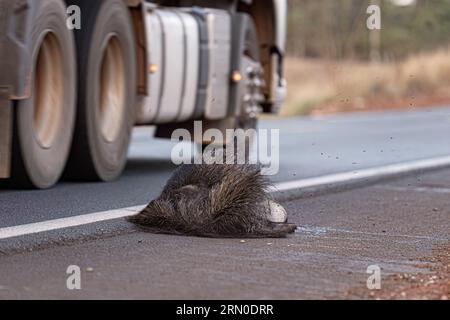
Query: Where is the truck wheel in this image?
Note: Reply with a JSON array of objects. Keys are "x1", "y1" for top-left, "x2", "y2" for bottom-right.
[
  {"x1": 66, "y1": 0, "x2": 136, "y2": 182},
  {"x1": 232, "y1": 16, "x2": 263, "y2": 161},
  {"x1": 236, "y1": 17, "x2": 263, "y2": 131},
  {"x1": 200, "y1": 17, "x2": 263, "y2": 164},
  {"x1": 11, "y1": 0, "x2": 77, "y2": 189}
]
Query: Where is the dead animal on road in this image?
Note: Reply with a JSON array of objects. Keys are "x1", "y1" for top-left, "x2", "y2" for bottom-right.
[{"x1": 128, "y1": 164, "x2": 297, "y2": 238}]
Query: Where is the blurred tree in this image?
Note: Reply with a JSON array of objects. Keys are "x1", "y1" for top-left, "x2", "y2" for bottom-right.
[{"x1": 287, "y1": 0, "x2": 450, "y2": 60}]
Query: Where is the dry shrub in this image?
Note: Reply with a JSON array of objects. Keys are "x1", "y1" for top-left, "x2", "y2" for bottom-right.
[{"x1": 283, "y1": 48, "x2": 450, "y2": 116}]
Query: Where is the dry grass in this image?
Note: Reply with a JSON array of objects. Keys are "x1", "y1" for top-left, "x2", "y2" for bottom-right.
[{"x1": 282, "y1": 48, "x2": 450, "y2": 116}]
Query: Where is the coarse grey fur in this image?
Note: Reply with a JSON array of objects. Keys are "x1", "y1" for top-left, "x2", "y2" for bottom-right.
[{"x1": 128, "y1": 164, "x2": 297, "y2": 238}]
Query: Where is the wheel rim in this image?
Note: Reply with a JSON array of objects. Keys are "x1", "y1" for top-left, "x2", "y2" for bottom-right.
[
  {"x1": 33, "y1": 32, "x2": 64, "y2": 149},
  {"x1": 241, "y1": 55, "x2": 264, "y2": 120},
  {"x1": 99, "y1": 35, "x2": 126, "y2": 143}
]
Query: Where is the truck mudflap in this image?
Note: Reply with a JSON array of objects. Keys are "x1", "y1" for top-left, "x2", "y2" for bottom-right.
[
  {"x1": 0, "y1": 0, "x2": 34, "y2": 179},
  {"x1": 0, "y1": 0, "x2": 33, "y2": 99},
  {"x1": 0, "y1": 88, "x2": 12, "y2": 179}
]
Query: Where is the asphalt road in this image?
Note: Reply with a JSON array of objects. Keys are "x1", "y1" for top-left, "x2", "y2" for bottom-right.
[
  {"x1": 0, "y1": 106, "x2": 449, "y2": 299},
  {"x1": 0, "y1": 168, "x2": 449, "y2": 299},
  {"x1": 1, "y1": 106, "x2": 450, "y2": 228}
]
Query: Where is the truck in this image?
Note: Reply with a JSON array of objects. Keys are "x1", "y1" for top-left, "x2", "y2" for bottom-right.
[{"x1": 0, "y1": 0, "x2": 287, "y2": 189}]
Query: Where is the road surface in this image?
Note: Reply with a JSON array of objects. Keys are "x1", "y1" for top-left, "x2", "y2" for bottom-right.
[{"x1": 0, "y1": 106, "x2": 449, "y2": 299}]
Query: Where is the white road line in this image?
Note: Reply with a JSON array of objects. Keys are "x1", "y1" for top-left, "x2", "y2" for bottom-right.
[
  {"x1": 1, "y1": 155, "x2": 450, "y2": 241},
  {"x1": 270, "y1": 155, "x2": 450, "y2": 192},
  {"x1": 0, "y1": 206, "x2": 145, "y2": 240}
]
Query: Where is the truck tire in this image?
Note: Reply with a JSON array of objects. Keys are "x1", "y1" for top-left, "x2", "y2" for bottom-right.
[
  {"x1": 231, "y1": 15, "x2": 263, "y2": 161},
  {"x1": 65, "y1": 0, "x2": 136, "y2": 182},
  {"x1": 11, "y1": 0, "x2": 77, "y2": 189},
  {"x1": 236, "y1": 16, "x2": 262, "y2": 132}
]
